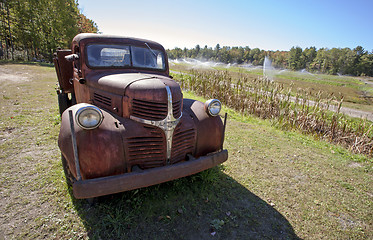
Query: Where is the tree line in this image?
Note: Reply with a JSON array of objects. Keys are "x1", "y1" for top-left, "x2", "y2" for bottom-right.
[
  {"x1": 0, "y1": 0, "x2": 98, "y2": 62},
  {"x1": 167, "y1": 44, "x2": 373, "y2": 77}
]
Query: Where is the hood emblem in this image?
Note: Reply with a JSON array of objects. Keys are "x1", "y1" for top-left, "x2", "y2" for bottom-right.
[{"x1": 130, "y1": 85, "x2": 182, "y2": 162}]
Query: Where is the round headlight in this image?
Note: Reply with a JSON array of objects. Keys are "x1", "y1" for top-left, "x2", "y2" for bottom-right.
[
  {"x1": 205, "y1": 99, "x2": 222, "y2": 117},
  {"x1": 75, "y1": 106, "x2": 103, "y2": 130}
]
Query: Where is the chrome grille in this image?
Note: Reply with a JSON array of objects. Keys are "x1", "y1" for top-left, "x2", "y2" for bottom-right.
[{"x1": 126, "y1": 123, "x2": 196, "y2": 170}]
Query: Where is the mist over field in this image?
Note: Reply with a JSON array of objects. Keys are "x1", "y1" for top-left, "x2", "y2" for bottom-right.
[{"x1": 167, "y1": 45, "x2": 373, "y2": 77}]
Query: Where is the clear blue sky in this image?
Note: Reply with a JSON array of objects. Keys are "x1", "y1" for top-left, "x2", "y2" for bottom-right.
[{"x1": 78, "y1": 0, "x2": 373, "y2": 51}]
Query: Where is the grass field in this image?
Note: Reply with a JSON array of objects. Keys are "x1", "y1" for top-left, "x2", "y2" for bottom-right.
[{"x1": 0, "y1": 63, "x2": 372, "y2": 239}]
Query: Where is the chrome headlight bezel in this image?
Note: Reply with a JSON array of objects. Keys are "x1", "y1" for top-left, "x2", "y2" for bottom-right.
[
  {"x1": 75, "y1": 106, "x2": 104, "y2": 130},
  {"x1": 205, "y1": 99, "x2": 222, "y2": 117}
]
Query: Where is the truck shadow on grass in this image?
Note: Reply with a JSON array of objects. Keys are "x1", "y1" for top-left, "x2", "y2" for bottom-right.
[{"x1": 69, "y1": 167, "x2": 301, "y2": 240}]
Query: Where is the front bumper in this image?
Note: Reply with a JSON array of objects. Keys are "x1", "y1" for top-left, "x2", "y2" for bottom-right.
[{"x1": 73, "y1": 149, "x2": 228, "y2": 199}]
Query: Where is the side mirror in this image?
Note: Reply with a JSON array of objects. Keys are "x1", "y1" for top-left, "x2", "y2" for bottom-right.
[{"x1": 65, "y1": 54, "x2": 79, "y2": 62}]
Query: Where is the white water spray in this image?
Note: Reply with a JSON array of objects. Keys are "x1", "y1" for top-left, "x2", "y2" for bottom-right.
[
  {"x1": 169, "y1": 58, "x2": 229, "y2": 69},
  {"x1": 263, "y1": 56, "x2": 274, "y2": 82}
]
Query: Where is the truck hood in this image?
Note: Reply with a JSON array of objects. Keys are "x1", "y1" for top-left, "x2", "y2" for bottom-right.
[{"x1": 86, "y1": 72, "x2": 175, "y2": 96}]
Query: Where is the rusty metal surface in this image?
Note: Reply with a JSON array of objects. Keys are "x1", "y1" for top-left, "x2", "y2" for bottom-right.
[
  {"x1": 72, "y1": 149, "x2": 228, "y2": 199},
  {"x1": 60, "y1": 103, "x2": 204, "y2": 178},
  {"x1": 72, "y1": 67, "x2": 91, "y2": 104},
  {"x1": 57, "y1": 34, "x2": 228, "y2": 197},
  {"x1": 59, "y1": 101, "x2": 224, "y2": 180},
  {"x1": 54, "y1": 50, "x2": 74, "y2": 93},
  {"x1": 130, "y1": 85, "x2": 182, "y2": 162},
  {"x1": 59, "y1": 104, "x2": 126, "y2": 179},
  {"x1": 183, "y1": 99, "x2": 224, "y2": 157}
]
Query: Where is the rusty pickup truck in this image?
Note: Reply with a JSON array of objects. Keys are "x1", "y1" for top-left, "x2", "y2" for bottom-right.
[{"x1": 53, "y1": 33, "x2": 228, "y2": 199}]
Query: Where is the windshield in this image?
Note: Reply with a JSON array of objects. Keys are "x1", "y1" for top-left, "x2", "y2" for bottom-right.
[{"x1": 86, "y1": 44, "x2": 165, "y2": 70}]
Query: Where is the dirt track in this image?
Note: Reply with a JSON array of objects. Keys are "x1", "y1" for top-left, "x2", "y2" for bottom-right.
[{"x1": 0, "y1": 64, "x2": 64, "y2": 239}]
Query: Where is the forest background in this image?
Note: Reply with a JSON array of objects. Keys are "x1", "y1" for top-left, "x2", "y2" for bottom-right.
[
  {"x1": 168, "y1": 45, "x2": 373, "y2": 77},
  {"x1": 0, "y1": 0, "x2": 98, "y2": 62}
]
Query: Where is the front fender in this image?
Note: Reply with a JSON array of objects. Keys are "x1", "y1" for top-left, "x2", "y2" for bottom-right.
[
  {"x1": 183, "y1": 99, "x2": 224, "y2": 157},
  {"x1": 58, "y1": 103, "x2": 126, "y2": 180}
]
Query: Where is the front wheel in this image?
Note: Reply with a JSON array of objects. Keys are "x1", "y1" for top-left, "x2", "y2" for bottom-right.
[
  {"x1": 58, "y1": 93, "x2": 69, "y2": 115},
  {"x1": 61, "y1": 154, "x2": 76, "y2": 186},
  {"x1": 58, "y1": 92, "x2": 76, "y2": 115}
]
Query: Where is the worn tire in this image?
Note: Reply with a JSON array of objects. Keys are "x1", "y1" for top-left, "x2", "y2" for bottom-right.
[
  {"x1": 58, "y1": 93, "x2": 69, "y2": 115},
  {"x1": 61, "y1": 154, "x2": 76, "y2": 186}
]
